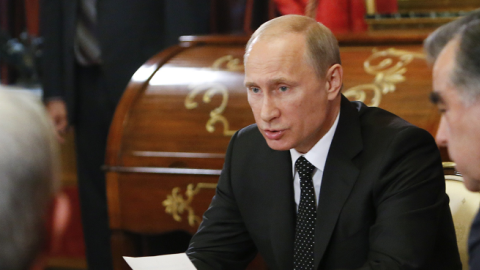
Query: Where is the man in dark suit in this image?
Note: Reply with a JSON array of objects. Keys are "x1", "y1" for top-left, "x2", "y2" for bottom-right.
[
  {"x1": 39, "y1": 1, "x2": 210, "y2": 269},
  {"x1": 186, "y1": 15, "x2": 461, "y2": 270},
  {"x1": 425, "y1": 13, "x2": 480, "y2": 269}
]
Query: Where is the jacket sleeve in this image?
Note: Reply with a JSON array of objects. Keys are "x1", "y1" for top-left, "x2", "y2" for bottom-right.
[
  {"x1": 186, "y1": 131, "x2": 257, "y2": 270},
  {"x1": 39, "y1": 0, "x2": 65, "y2": 100}
]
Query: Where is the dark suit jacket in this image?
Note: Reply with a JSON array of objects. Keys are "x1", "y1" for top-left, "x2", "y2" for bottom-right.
[
  {"x1": 187, "y1": 96, "x2": 461, "y2": 270},
  {"x1": 469, "y1": 210, "x2": 480, "y2": 269},
  {"x1": 39, "y1": 0, "x2": 210, "y2": 124}
]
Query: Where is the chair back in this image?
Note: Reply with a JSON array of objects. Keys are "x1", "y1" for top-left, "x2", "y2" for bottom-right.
[{"x1": 444, "y1": 162, "x2": 480, "y2": 270}]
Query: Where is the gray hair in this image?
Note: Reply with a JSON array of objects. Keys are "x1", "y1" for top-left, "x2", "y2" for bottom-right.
[
  {"x1": 451, "y1": 20, "x2": 480, "y2": 104},
  {"x1": 424, "y1": 9, "x2": 480, "y2": 65},
  {"x1": 245, "y1": 14, "x2": 341, "y2": 78},
  {"x1": 0, "y1": 90, "x2": 60, "y2": 270}
]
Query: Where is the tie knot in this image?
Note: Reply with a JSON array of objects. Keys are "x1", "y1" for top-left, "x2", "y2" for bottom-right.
[{"x1": 295, "y1": 156, "x2": 315, "y2": 179}]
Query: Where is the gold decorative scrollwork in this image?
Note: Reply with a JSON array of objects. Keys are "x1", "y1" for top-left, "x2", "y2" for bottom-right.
[
  {"x1": 185, "y1": 82, "x2": 236, "y2": 136},
  {"x1": 344, "y1": 48, "x2": 425, "y2": 107},
  {"x1": 184, "y1": 55, "x2": 245, "y2": 136},
  {"x1": 162, "y1": 183, "x2": 218, "y2": 227},
  {"x1": 212, "y1": 55, "x2": 244, "y2": 72}
]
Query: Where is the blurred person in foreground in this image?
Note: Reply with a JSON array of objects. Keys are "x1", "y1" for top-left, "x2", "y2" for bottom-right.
[
  {"x1": 425, "y1": 10, "x2": 480, "y2": 269},
  {"x1": 186, "y1": 14, "x2": 461, "y2": 270},
  {"x1": 0, "y1": 89, "x2": 70, "y2": 270},
  {"x1": 40, "y1": 1, "x2": 210, "y2": 268}
]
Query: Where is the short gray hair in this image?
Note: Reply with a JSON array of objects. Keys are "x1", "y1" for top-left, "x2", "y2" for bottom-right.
[
  {"x1": 245, "y1": 14, "x2": 341, "y2": 78},
  {"x1": 424, "y1": 9, "x2": 480, "y2": 65},
  {"x1": 0, "y1": 90, "x2": 60, "y2": 270},
  {"x1": 451, "y1": 20, "x2": 480, "y2": 103}
]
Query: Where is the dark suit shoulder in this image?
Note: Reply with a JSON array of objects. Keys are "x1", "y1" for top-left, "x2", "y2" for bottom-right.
[
  {"x1": 232, "y1": 123, "x2": 272, "y2": 154},
  {"x1": 352, "y1": 100, "x2": 434, "y2": 144},
  {"x1": 236, "y1": 123, "x2": 261, "y2": 138},
  {"x1": 469, "y1": 210, "x2": 480, "y2": 269},
  {"x1": 355, "y1": 101, "x2": 412, "y2": 130},
  {"x1": 338, "y1": 100, "x2": 460, "y2": 270}
]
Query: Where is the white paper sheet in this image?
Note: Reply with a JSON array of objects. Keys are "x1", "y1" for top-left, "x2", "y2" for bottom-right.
[{"x1": 123, "y1": 253, "x2": 197, "y2": 270}]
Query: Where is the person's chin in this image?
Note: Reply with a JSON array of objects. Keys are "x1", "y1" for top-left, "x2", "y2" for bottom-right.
[{"x1": 264, "y1": 138, "x2": 292, "y2": 151}]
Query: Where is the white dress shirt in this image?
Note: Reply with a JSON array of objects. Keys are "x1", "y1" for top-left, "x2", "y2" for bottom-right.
[{"x1": 290, "y1": 112, "x2": 340, "y2": 211}]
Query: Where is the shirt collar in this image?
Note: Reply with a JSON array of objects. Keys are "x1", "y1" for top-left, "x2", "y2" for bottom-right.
[{"x1": 290, "y1": 111, "x2": 340, "y2": 172}]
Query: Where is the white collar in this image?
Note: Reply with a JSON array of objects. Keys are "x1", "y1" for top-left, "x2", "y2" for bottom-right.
[{"x1": 290, "y1": 111, "x2": 340, "y2": 172}]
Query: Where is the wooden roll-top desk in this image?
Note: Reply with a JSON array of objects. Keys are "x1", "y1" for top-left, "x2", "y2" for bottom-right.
[{"x1": 105, "y1": 32, "x2": 440, "y2": 270}]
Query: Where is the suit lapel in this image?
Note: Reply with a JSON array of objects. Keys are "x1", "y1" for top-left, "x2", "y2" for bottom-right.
[
  {"x1": 313, "y1": 96, "x2": 363, "y2": 269},
  {"x1": 266, "y1": 150, "x2": 296, "y2": 270}
]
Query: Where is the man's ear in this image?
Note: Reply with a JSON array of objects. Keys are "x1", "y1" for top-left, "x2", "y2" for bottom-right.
[
  {"x1": 48, "y1": 192, "x2": 71, "y2": 253},
  {"x1": 325, "y1": 64, "x2": 343, "y2": 100}
]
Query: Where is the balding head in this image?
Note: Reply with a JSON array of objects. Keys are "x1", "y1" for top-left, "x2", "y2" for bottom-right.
[{"x1": 245, "y1": 15, "x2": 341, "y2": 78}]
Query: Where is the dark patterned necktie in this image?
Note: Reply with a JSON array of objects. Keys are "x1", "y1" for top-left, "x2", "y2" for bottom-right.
[
  {"x1": 74, "y1": 0, "x2": 101, "y2": 65},
  {"x1": 294, "y1": 156, "x2": 317, "y2": 270}
]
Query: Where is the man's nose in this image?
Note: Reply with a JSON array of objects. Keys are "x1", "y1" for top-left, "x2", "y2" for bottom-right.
[
  {"x1": 260, "y1": 96, "x2": 280, "y2": 122},
  {"x1": 435, "y1": 116, "x2": 449, "y2": 147}
]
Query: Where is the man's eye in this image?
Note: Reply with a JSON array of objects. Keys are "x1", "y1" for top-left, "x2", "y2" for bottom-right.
[
  {"x1": 279, "y1": 86, "x2": 288, "y2": 92},
  {"x1": 250, "y1": 87, "x2": 260, "y2": 93}
]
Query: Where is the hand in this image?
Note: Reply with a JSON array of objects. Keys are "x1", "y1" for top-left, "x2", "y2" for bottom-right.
[{"x1": 46, "y1": 99, "x2": 69, "y2": 143}]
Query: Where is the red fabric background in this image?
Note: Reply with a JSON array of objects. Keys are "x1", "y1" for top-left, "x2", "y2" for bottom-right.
[
  {"x1": 274, "y1": 0, "x2": 398, "y2": 33},
  {"x1": 48, "y1": 187, "x2": 86, "y2": 259}
]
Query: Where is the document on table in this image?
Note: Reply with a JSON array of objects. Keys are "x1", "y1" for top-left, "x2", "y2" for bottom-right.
[{"x1": 124, "y1": 253, "x2": 197, "y2": 270}]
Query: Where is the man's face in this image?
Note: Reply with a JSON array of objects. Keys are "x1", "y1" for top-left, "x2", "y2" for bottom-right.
[
  {"x1": 433, "y1": 40, "x2": 480, "y2": 191},
  {"x1": 244, "y1": 33, "x2": 339, "y2": 153}
]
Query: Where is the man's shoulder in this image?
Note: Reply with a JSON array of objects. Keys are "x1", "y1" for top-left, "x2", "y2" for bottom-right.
[
  {"x1": 344, "y1": 100, "x2": 435, "y2": 150},
  {"x1": 236, "y1": 123, "x2": 261, "y2": 137},
  {"x1": 353, "y1": 101, "x2": 410, "y2": 127},
  {"x1": 469, "y1": 210, "x2": 480, "y2": 266},
  {"x1": 234, "y1": 124, "x2": 266, "y2": 143},
  {"x1": 228, "y1": 124, "x2": 286, "y2": 162},
  {"x1": 352, "y1": 100, "x2": 429, "y2": 136},
  {"x1": 231, "y1": 124, "x2": 268, "y2": 150}
]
